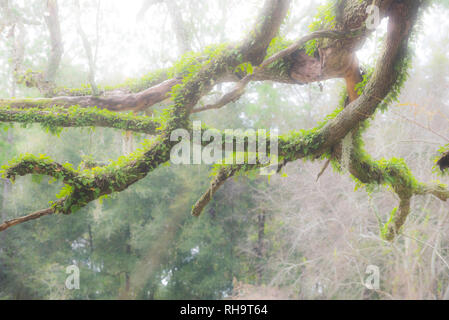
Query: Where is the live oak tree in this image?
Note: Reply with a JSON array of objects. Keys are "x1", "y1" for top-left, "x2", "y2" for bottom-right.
[{"x1": 1, "y1": 0, "x2": 449, "y2": 245}]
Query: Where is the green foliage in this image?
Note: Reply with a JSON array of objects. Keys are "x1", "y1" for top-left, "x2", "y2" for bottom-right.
[
  {"x1": 234, "y1": 62, "x2": 254, "y2": 75},
  {"x1": 304, "y1": 0, "x2": 338, "y2": 56},
  {"x1": 380, "y1": 207, "x2": 398, "y2": 240},
  {"x1": 308, "y1": 1, "x2": 337, "y2": 32},
  {"x1": 354, "y1": 67, "x2": 374, "y2": 95},
  {"x1": 266, "y1": 37, "x2": 293, "y2": 75},
  {"x1": 433, "y1": 143, "x2": 449, "y2": 176},
  {"x1": 56, "y1": 184, "x2": 73, "y2": 199},
  {"x1": 378, "y1": 53, "x2": 413, "y2": 112},
  {"x1": 0, "y1": 105, "x2": 161, "y2": 136}
]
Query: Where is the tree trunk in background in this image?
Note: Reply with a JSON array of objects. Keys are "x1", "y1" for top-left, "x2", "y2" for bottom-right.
[
  {"x1": 44, "y1": 0, "x2": 63, "y2": 83},
  {"x1": 125, "y1": 223, "x2": 131, "y2": 294},
  {"x1": 88, "y1": 224, "x2": 94, "y2": 254},
  {"x1": 166, "y1": 0, "x2": 191, "y2": 55},
  {"x1": 256, "y1": 212, "x2": 265, "y2": 284}
]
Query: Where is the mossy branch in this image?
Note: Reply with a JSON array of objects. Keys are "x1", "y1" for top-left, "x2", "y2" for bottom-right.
[
  {"x1": 1, "y1": 153, "x2": 78, "y2": 184},
  {"x1": 0, "y1": 106, "x2": 161, "y2": 135},
  {"x1": 191, "y1": 167, "x2": 237, "y2": 217}
]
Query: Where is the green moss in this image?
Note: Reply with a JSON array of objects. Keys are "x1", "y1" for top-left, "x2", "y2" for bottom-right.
[
  {"x1": 0, "y1": 105, "x2": 161, "y2": 135},
  {"x1": 380, "y1": 207, "x2": 398, "y2": 240},
  {"x1": 265, "y1": 37, "x2": 294, "y2": 75}
]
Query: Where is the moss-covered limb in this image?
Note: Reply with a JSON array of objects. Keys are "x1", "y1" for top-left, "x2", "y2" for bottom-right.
[
  {"x1": 327, "y1": 1, "x2": 431, "y2": 241},
  {"x1": 0, "y1": 106, "x2": 161, "y2": 135},
  {"x1": 416, "y1": 183, "x2": 449, "y2": 201},
  {"x1": 57, "y1": 133, "x2": 177, "y2": 215},
  {"x1": 0, "y1": 134, "x2": 172, "y2": 217},
  {"x1": 0, "y1": 78, "x2": 181, "y2": 112},
  {"x1": 170, "y1": 0, "x2": 291, "y2": 117},
  {"x1": 383, "y1": 198, "x2": 411, "y2": 241},
  {"x1": 1, "y1": 153, "x2": 78, "y2": 184},
  {"x1": 50, "y1": 68, "x2": 172, "y2": 97},
  {"x1": 336, "y1": 110, "x2": 449, "y2": 241},
  {"x1": 193, "y1": 28, "x2": 365, "y2": 113},
  {"x1": 0, "y1": 134, "x2": 168, "y2": 217},
  {"x1": 309, "y1": 1, "x2": 420, "y2": 156},
  {"x1": 345, "y1": 135, "x2": 449, "y2": 241},
  {"x1": 346, "y1": 138, "x2": 416, "y2": 241},
  {"x1": 191, "y1": 166, "x2": 237, "y2": 217},
  {"x1": 239, "y1": 0, "x2": 292, "y2": 66}
]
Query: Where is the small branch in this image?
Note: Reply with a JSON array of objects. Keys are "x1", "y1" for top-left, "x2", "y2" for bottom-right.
[
  {"x1": 316, "y1": 158, "x2": 331, "y2": 182},
  {"x1": 392, "y1": 110, "x2": 449, "y2": 143},
  {"x1": 191, "y1": 167, "x2": 236, "y2": 217},
  {"x1": 0, "y1": 206, "x2": 56, "y2": 232},
  {"x1": 384, "y1": 197, "x2": 411, "y2": 241},
  {"x1": 416, "y1": 183, "x2": 449, "y2": 202}
]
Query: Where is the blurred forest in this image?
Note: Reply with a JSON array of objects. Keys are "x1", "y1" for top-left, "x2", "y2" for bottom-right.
[{"x1": 1, "y1": 0, "x2": 449, "y2": 300}]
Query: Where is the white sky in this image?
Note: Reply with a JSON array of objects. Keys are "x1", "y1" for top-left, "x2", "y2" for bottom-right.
[{"x1": 3, "y1": 1, "x2": 448, "y2": 88}]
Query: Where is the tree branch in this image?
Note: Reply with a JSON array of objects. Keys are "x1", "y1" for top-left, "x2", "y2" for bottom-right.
[
  {"x1": 0, "y1": 206, "x2": 56, "y2": 232},
  {"x1": 193, "y1": 28, "x2": 366, "y2": 113},
  {"x1": 0, "y1": 106, "x2": 161, "y2": 135}
]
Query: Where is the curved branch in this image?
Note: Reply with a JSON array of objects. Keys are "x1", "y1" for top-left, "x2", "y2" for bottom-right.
[{"x1": 2, "y1": 154, "x2": 78, "y2": 183}]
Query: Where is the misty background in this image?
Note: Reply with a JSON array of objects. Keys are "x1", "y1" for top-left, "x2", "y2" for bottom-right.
[{"x1": 1, "y1": 0, "x2": 449, "y2": 299}]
